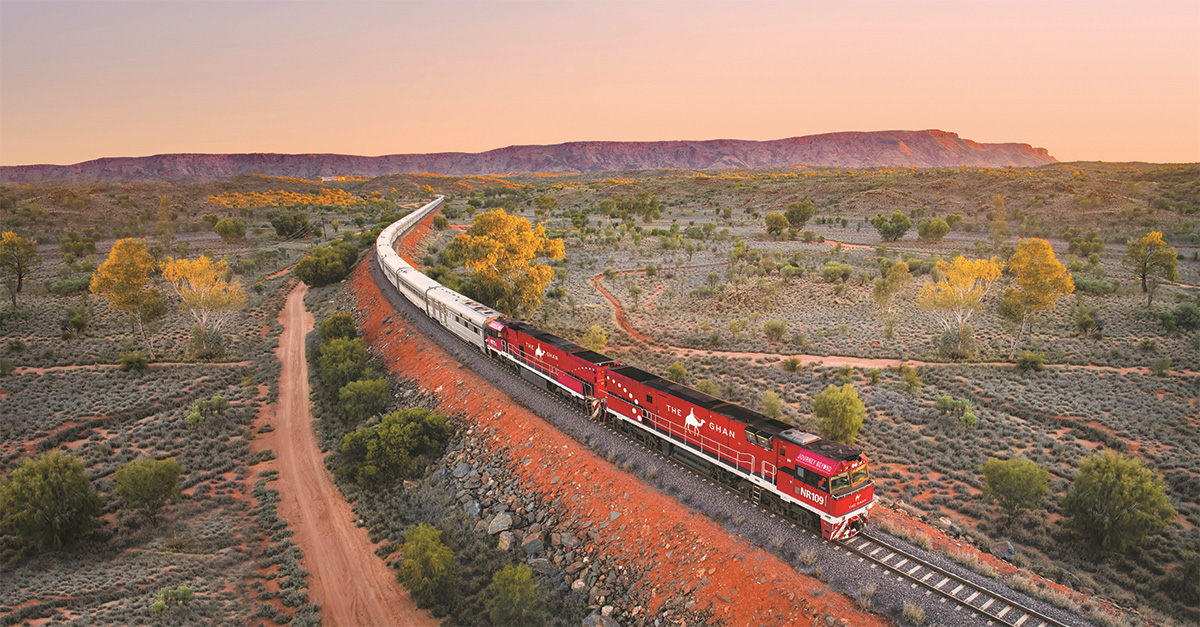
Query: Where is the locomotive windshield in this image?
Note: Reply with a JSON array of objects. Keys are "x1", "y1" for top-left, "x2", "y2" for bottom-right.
[{"x1": 829, "y1": 464, "x2": 870, "y2": 496}]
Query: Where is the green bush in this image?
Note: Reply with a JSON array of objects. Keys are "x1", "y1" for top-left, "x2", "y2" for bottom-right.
[
  {"x1": 981, "y1": 457, "x2": 1048, "y2": 516},
  {"x1": 763, "y1": 319, "x2": 788, "y2": 342},
  {"x1": 1073, "y1": 276, "x2": 1117, "y2": 295},
  {"x1": 294, "y1": 240, "x2": 359, "y2": 287},
  {"x1": 339, "y1": 378, "x2": 390, "y2": 423},
  {"x1": 813, "y1": 384, "x2": 865, "y2": 444},
  {"x1": 1016, "y1": 351, "x2": 1045, "y2": 372},
  {"x1": 318, "y1": 337, "x2": 368, "y2": 390},
  {"x1": 120, "y1": 350, "x2": 148, "y2": 371},
  {"x1": 320, "y1": 312, "x2": 357, "y2": 342},
  {"x1": 214, "y1": 218, "x2": 247, "y2": 241},
  {"x1": 1149, "y1": 357, "x2": 1172, "y2": 377},
  {"x1": 269, "y1": 212, "x2": 311, "y2": 238},
  {"x1": 48, "y1": 276, "x2": 92, "y2": 295},
  {"x1": 0, "y1": 452, "x2": 102, "y2": 550},
  {"x1": 1061, "y1": 452, "x2": 1176, "y2": 552},
  {"x1": 489, "y1": 564, "x2": 547, "y2": 626},
  {"x1": 337, "y1": 408, "x2": 453, "y2": 488},
  {"x1": 820, "y1": 262, "x2": 852, "y2": 283},
  {"x1": 0, "y1": 358, "x2": 13, "y2": 377},
  {"x1": 116, "y1": 457, "x2": 183, "y2": 516},
  {"x1": 398, "y1": 524, "x2": 457, "y2": 611}
]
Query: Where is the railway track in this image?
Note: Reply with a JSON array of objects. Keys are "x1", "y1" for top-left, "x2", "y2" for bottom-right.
[
  {"x1": 369, "y1": 256, "x2": 1088, "y2": 627},
  {"x1": 841, "y1": 531, "x2": 1072, "y2": 627}
]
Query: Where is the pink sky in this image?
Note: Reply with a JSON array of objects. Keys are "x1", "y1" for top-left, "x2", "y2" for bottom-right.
[{"x1": 1, "y1": 1, "x2": 1197, "y2": 166}]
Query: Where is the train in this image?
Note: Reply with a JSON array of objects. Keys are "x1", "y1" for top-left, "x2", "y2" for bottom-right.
[{"x1": 374, "y1": 196, "x2": 874, "y2": 541}]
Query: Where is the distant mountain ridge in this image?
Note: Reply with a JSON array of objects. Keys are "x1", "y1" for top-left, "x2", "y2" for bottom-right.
[{"x1": 0, "y1": 130, "x2": 1055, "y2": 184}]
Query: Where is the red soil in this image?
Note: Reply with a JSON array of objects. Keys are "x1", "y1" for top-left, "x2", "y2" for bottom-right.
[
  {"x1": 251, "y1": 282, "x2": 436, "y2": 627},
  {"x1": 349, "y1": 261, "x2": 891, "y2": 627},
  {"x1": 592, "y1": 274, "x2": 654, "y2": 344}
]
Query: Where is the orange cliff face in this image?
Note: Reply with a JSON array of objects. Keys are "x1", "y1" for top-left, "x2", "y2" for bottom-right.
[{"x1": 0, "y1": 130, "x2": 1056, "y2": 184}]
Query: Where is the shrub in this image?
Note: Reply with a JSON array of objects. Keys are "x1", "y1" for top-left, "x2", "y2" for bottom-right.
[
  {"x1": 269, "y1": 212, "x2": 312, "y2": 238},
  {"x1": 981, "y1": 457, "x2": 1048, "y2": 516},
  {"x1": 820, "y1": 261, "x2": 852, "y2": 283},
  {"x1": 48, "y1": 276, "x2": 92, "y2": 295},
  {"x1": 1016, "y1": 351, "x2": 1045, "y2": 372},
  {"x1": 582, "y1": 325, "x2": 607, "y2": 352},
  {"x1": 902, "y1": 602, "x2": 926, "y2": 624},
  {"x1": 813, "y1": 384, "x2": 865, "y2": 444},
  {"x1": 761, "y1": 390, "x2": 783, "y2": 420},
  {"x1": 187, "y1": 324, "x2": 227, "y2": 360},
  {"x1": 666, "y1": 361, "x2": 686, "y2": 384},
  {"x1": 871, "y1": 211, "x2": 911, "y2": 241},
  {"x1": 214, "y1": 218, "x2": 247, "y2": 241},
  {"x1": 339, "y1": 378, "x2": 390, "y2": 423},
  {"x1": 781, "y1": 357, "x2": 802, "y2": 373},
  {"x1": 294, "y1": 240, "x2": 359, "y2": 287},
  {"x1": 1149, "y1": 358, "x2": 1172, "y2": 377},
  {"x1": 398, "y1": 523, "x2": 457, "y2": 611},
  {"x1": 115, "y1": 457, "x2": 183, "y2": 516},
  {"x1": 0, "y1": 358, "x2": 13, "y2": 377},
  {"x1": 318, "y1": 338, "x2": 368, "y2": 390},
  {"x1": 0, "y1": 452, "x2": 102, "y2": 549},
  {"x1": 694, "y1": 379, "x2": 719, "y2": 396},
  {"x1": 432, "y1": 215, "x2": 449, "y2": 230},
  {"x1": 1061, "y1": 451, "x2": 1176, "y2": 551},
  {"x1": 1073, "y1": 276, "x2": 1116, "y2": 295},
  {"x1": 488, "y1": 563, "x2": 548, "y2": 627},
  {"x1": 120, "y1": 350, "x2": 148, "y2": 371},
  {"x1": 320, "y1": 312, "x2": 358, "y2": 342},
  {"x1": 337, "y1": 408, "x2": 453, "y2": 488},
  {"x1": 763, "y1": 319, "x2": 788, "y2": 342},
  {"x1": 899, "y1": 363, "x2": 922, "y2": 395}
]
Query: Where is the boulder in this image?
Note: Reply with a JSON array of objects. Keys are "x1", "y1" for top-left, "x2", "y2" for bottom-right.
[
  {"x1": 488, "y1": 513, "x2": 513, "y2": 535},
  {"x1": 497, "y1": 531, "x2": 515, "y2": 551},
  {"x1": 990, "y1": 540, "x2": 1015, "y2": 562},
  {"x1": 522, "y1": 532, "x2": 545, "y2": 556}
]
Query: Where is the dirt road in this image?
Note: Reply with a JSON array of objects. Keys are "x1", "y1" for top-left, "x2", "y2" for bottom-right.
[{"x1": 269, "y1": 282, "x2": 436, "y2": 627}]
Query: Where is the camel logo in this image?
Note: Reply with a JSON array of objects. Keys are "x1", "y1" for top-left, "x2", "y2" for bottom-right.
[
  {"x1": 534, "y1": 346, "x2": 545, "y2": 359},
  {"x1": 684, "y1": 409, "x2": 705, "y2": 435}
]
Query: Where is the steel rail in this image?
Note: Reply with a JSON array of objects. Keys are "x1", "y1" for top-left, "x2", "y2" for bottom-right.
[{"x1": 842, "y1": 531, "x2": 1074, "y2": 627}]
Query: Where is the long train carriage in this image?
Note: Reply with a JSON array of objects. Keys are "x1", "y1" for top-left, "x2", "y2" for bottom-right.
[{"x1": 374, "y1": 197, "x2": 873, "y2": 540}]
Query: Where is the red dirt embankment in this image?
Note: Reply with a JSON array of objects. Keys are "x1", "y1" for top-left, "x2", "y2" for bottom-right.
[
  {"x1": 350, "y1": 261, "x2": 890, "y2": 627},
  {"x1": 254, "y1": 282, "x2": 436, "y2": 627}
]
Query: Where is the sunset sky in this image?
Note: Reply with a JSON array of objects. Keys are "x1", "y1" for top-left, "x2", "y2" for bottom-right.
[{"x1": 1, "y1": 0, "x2": 1197, "y2": 166}]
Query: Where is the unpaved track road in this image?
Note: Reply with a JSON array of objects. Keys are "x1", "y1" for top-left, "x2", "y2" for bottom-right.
[{"x1": 272, "y1": 282, "x2": 436, "y2": 627}]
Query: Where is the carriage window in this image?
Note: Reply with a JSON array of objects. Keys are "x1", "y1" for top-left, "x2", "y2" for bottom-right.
[
  {"x1": 646, "y1": 395, "x2": 653, "y2": 404},
  {"x1": 756, "y1": 434, "x2": 772, "y2": 449},
  {"x1": 744, "y1": 429, "x2": 756, "y2": 444}
]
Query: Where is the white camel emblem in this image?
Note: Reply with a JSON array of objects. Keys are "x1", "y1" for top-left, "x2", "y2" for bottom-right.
[
  {"x1": 684, "y1": 409, "x2": 705, "y2": 435},
  {"x1": 534, "y1": 346, "x2": 545, "y2": 359}
]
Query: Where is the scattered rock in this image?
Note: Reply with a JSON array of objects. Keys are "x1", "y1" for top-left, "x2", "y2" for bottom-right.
[
  {"x1": 488, "y1": 513, "x2": 513, "y2": 535},
  {"x1": 498, "y1": 531, "x2": 515, "y2": 551},
  {"x1": 582, "y1": 611, "x2": 621, "y2": 627},
  {"x1": 521, "y1": 532, "x2": 545, "y2": 556},
  {"x1": 990, "y1": 540, "x2": 1015, "y2": 562}
]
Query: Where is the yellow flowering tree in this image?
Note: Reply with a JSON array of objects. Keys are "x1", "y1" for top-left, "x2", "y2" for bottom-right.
[
  {"x1": 918, "y1": 256, "x2": 1004, "y2": 357},
  {"x1": 91, "y1": 239, "x2": 165, "y2": 359},
  {"x1": 448, "y1": 209, "x2": 565, "y2": 317},
  {"x1": 161, "y1": 256, "x2": 247, "y2": 358},
  {"x1": 1003, "y1": 238, "x2": 1074, "y2": 358}
]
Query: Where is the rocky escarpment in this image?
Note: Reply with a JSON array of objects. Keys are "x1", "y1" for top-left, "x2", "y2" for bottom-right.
[{"x1": 1, "y1": 130, "x2": 1055, "y2": 183}]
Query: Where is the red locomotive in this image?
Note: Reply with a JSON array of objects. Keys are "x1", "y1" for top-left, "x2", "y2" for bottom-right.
[{"x1": 486, "y1": 317, "x2": 873, "y2": 541}]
